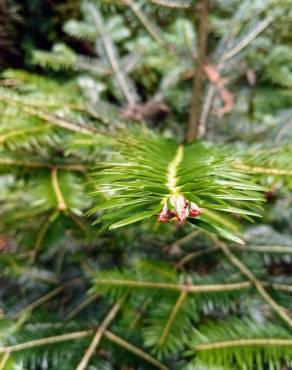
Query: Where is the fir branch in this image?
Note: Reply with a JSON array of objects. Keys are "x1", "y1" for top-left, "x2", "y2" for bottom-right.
[
  {"x1": 0, "y1": 351, "x2": 10, "y2": 370},
  {"x1": 177, "y1": 243, "x2": 292, "y2": 270},
  {"x1": 233, "y1": 245, "x2": 292, "y2": 254},
  {"x1": 0, "y1": 157, "x2": 88, "y2": 172},
  {"x1": 176, "y1": 246, "x2": 219, "y2": 269},
  {"x1": 199, "y1": 14, "x2": 276, "y2": 135},
  {"x1": 187, "y1": 0, "x2": 209, "y2": 141},
  {"x1": 172, "y1": 230, "x2": 202, "y2": 247},
  {"x1": 128, "y1": 298, "x2": 152, "y2": 331},
  {"x1": 32, "y1": 209, "x2": 60, "y2": 259},
  {"x1": 76, "y1": 295, "x2": 126, "y2": 370},
  {"x1": 20, "y1": 105, "x2": 108, "y2": 136},
  {"x1": 92, "y1": 136, "x2": 264, "y2": 242},
  {"x1": 104, "y1": 330, "x2": 168, "y2": 370},
  {"x1": 194, "y1": 338, "x2": 292, "y2": 351},
  {"x1": 123, "y1": 0, "x2": 170, "y2": 50},
  {"x1": 12, "y1": 277, "x2": 82, "y2": 318},
  {"x1": 51, "y1": 168, "x2": 67, "y2": 211},
  {"x1": 218, "y1": 241, "x2": 292, "y2": 328},
  {"x1": 0, "y1": 93, "x2": 115, "y2": 137},
  {"x1": 67, "y1": 213, "x2": 88, "y2": 234},
  {"x1": 221, "y1": 15, "x2": 275, "y2": 62},
  {"x1": 5, "y1": 256, "x2": 59, "y2": 284},
  {"x1": 0, "y1": 330, "x2": 92, "y2": 353},
  {"x1": 94, "y1": 278, "x2": 252, "y2": 293},
  {"x1": 14, "y1": 285, "x2": 64, "y2": 318},
  {"x1": 232, "y1": 163, "x2": 292, "y2": 177},
  {"x1": 66, "y1": 292, "x2": 100, "y2": 321},
  {"x1": 85, "y1": 3, "x2": 136, "y2": 105},
  {"x1": 188, "y1": 319, "x2": 292, "y2": 369},
  {"x1": 272, "y1": 284, "x2": 292, "y2": 293},
  {"x1": 158, "y1": 291, "x2": 187, "y2": 346},
  {"x1": 0, "y1": 124, "x2": 51, "y2": 145}
]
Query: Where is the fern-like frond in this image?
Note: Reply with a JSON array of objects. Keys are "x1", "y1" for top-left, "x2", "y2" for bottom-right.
[
  {"x1": 91, "y1": 260, "x2": 256, "y2": 359},
  {"x1": 124, "y1": 0, "x2": 170, "y2": 49},
  {"x1": 0, "y1": 171, "x2": 88, "y2": 233},
  {"x1": 0, "y1": 116, "x2": 60, "y2": 152},
  {"x1": 264, "y1": 45, "x2": 292, "y2": 88},
  {"x1": 63, "y1": 19, "x2": 97, "y2": 41},
  {"x1": 0, "y1": 321, "x2": 92, "y2": 370},
  {"x1": 91, "y1": 259, "x2": 252, "y2": 299},
  {"x1": 83, "y1": 2, "x2": 138, "y2": 104},
  {"x1": 143, "y1": 294, "x2": 196, "y2": 358},
  {"x1": 90, "y1": 135, "x2": 264, "y2": 243},
  {"x1": 186, "y1": 318, "x2": 292, "y2": 370},
  {"x1": 233, "y1": 145, "x2": 292, "y2": 182},
  {"x1": 32, "y1": 44, "x2": 77, "y2": 71}
]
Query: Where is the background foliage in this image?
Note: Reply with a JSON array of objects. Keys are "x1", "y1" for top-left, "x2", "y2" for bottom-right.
[{"x1": 0, "y1": 0, "x2": 291, "y2": 369}]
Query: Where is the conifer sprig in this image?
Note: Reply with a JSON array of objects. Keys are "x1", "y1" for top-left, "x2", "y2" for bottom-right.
[{"x1": 90, "y1": 135, "x2": 264, "y2": 243}]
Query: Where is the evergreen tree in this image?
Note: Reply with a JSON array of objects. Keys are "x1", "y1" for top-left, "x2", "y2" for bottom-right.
[{"x1": 0, "y1": 1, "x2": 291, "y2": 369}]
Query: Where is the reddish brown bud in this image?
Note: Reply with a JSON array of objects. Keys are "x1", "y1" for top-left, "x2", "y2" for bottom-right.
[
  {"x1": 189, "y1": 203, "x2": 201, "y2": 217},
  {"x1": 158, "y1": 204, "x2": 176, "y2": 222}
]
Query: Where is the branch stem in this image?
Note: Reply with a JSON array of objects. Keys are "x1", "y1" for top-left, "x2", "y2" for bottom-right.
[
  {"x1": 187, "y1": 0, "x2": 209, "y2": 141},
  {"x1": 176, "y1": 246, "x2": 219, "y2": 269},
  {"x1": 0, "y1": 330, "x2": 92, "y2": 353},
  {"x1": 199, "y1": 14, "x2": 274, "y2": 135},
  {"x1": 159, "y1": 291, "x2": 187, "y2": 346},
  {"x1": 14, "y1": 285, "x2": 64, "y2": 317},
  {"x1": 51, "y1": 168, "x2": 67, "y2": 211},
  {"x1": 32, "y1": 209, "x2": 60, "y2": 259},
  {"x1": 124, "y1": 0, "x2": 170, "y2": 51},
  {"x1": 195, "y1": 338, "x2": 292, "y2": 351},
  {"x1": 0, "y1": 95, "x2": 117, "y2": 138},
  {"x1": 0, "y1": 158, "x2": 88, "y2": 172},
  {"x1": 66, "y1": 292, "x2": 100, "y2": 321},
  {"x1": 104, "y1": 330, "x2": 168, "y2": 370},
  {"x1": 94, "y1": 279, "x2": 251, "y2": 292},
  {"x1": 0, "y1": 351, "x2": 10, "y2": 370},
  {"x1": 232, "y1": 163, "x2": 292, "y2": 177},
  {"x1": 218, "y1": 241, "x2": 292, "y2": 328},
  {"x1": 76, "y1": 296, "x2": 126, "y2": 370}
]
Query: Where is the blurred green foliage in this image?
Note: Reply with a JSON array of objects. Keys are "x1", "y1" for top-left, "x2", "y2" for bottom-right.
[{"x1": 0, "y1": 0, "x2": 291, "y2": 369}]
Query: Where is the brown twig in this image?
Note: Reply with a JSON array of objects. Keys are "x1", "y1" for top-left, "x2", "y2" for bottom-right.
[
  {"x1": 14, "y1": 286, "x2": 64, "y2": 318},
  {"x1": 198, "y1": 15, "x2": 274, "y2": 135},
  {"x1": 104, "y1": 330, "x2": 168, "y2": 370},
  {"x1": 76, "y1": 295, "x2": 126, "y2": 370},
  {"x1": 176, "y1": 245, "x2": 219, "y2": 269},
  {"x1": 187, "y1": 0, "x2": 209, "y2": 141},
  {"x1": 203, "y1": 64, "x2": 234, "y2": 117},
  {"x1": 66, "y1": 292, "x2": 100, "y2": 321}
]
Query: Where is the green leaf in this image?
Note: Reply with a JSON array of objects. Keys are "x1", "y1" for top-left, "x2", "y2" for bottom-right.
[
  {"x1": 188, "y1": 218, "x2": 244, "y2": 245},
  {"x1": 109, "y1": 208, "x2": 160, "y2": 229}
]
